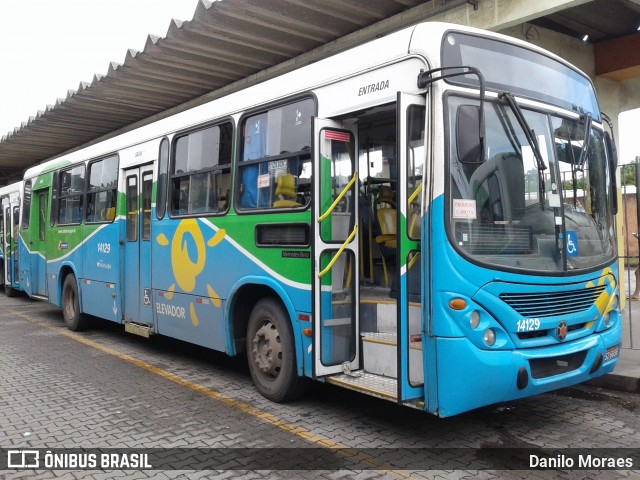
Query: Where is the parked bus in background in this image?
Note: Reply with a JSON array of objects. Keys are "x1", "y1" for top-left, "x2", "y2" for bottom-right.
[
  {"x1": 17, "y1": 22, "x2": 621, "y2": 417},
  {"x1": 0, "y1": 181, "x2": 23, "y2": 297}
]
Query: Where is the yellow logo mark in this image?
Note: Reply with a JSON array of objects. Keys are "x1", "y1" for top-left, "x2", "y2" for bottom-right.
[
  {"x1": 172, "y1": 219, "x2": 206, "y2": 292},
  {"x1": 586, "y1": 267, "x2": 616, "y2": 315},
  {"x1": 156, "y1": 220, "x2": 226, "y2": 327}
]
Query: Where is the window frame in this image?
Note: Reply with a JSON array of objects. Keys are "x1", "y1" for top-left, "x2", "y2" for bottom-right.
[
  {"x1": 56, "y1": 163, "x2": 86, "y2": 226},
  {"x1": 85, "y1": 154, "x2": 119, "y2": 224},
  {"x1": 168, "y1": 120, "x2": 234, "y2": 218},
  {"x1": 21, "y1": 179, "x2": 32, "y2": 230},
  {"x1": 156, "y1": 138, "x2": 170, "y2": 220},
  {"x1": 235, "y1": 96, "x2": 316, "y2": 214}
]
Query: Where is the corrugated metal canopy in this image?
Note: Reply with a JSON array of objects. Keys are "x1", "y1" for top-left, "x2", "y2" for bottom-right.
[
  {"x1": 3, "y1": 0, "x2": 639, "y2": 182},
  {"x1": 0, "y1": 0, "x2": 468, "y2": 180}
]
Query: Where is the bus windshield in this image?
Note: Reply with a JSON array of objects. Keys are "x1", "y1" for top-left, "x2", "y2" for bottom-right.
[{"x1": 447, "y1": 95, "x2": 616, "y2": 274}]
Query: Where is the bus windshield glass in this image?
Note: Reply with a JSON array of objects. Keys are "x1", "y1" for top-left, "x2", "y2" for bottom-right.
[
  {"x1": 447, "y1": 95, "x2": 615, "y2": 274},
  {"x1": 442, "y1": 31, "x2": 600, "y2": 120}
]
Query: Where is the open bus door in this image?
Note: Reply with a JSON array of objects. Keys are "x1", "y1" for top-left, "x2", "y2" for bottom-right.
[
  {"x1": 2, "y1": 205, "x2": 9, "y2": 287},
  {"x1": 312, "y1": 119, "x2": 360, "y2": 377},
  {"x1": 397, "y1": 92, "x2": 427, "y2": 402},
  {"x1": 5, "y1": 205, "x2": 20, "y2": 296}
]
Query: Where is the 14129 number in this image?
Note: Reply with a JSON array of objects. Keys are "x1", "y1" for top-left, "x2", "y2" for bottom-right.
[{"x1": 517, "y1": 318, "x2": 540, "y2": 332}]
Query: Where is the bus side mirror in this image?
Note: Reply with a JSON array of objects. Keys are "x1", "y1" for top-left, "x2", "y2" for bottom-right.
[
  {"x1": 456, "y1": 105, "x2": 484, "y2": 165},
  {"x1": 604, "y1": 131, "x2": 618, "y2": 215}
]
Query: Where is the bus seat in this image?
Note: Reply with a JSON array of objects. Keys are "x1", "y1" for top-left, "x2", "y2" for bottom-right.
[
  {"x1": 376, "y1": 185, "x2": 396, "y2": 208},
  {"x1": 375, "y1": 207, "x2": 397, "y2": 287},
  {"x1": 273, "y1": 174, "x2": 301, "y2": 208}
]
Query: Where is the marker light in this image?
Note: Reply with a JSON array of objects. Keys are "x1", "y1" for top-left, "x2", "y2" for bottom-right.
[
  {"x1": 449, "y1": 298, "x2": 467, "y2": 310},
  {"x1": 483, "y1": 328, "x2": 496, "y2": 346},
  {"x1": 470, "y1": 311, "x2": 480, "y2": 329}
]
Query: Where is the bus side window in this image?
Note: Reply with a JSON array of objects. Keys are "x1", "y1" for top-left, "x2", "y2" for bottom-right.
[
  {"x1": 87, "y1": 155, "x2": 118, "y2": 224},
  {"x1": 22, "y1": 180, "x2": 32, "y2": 230},
  {"x1": 170, "y1": 122, "x2": 232, "y2": 216},
  {"x1": 57, "y1": 165, "x2": 85, "y2": 225},
  {"x1": 237, "y1": 99, "x2": 314, "y2": 211}
]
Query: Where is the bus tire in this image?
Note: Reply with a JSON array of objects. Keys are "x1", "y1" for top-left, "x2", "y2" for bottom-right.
[
  {"x1": 62, "y1": 274, "x2": 86, "y2": 331},
  {"x1": 246, "y1": 298, "x2": 308, "y2": 403}
]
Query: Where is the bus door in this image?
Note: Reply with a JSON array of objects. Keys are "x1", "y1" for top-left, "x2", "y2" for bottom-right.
[
  {"x1": 2, "y1": 204, "x2": 10, "y2": 286},
  {"x1": 312, "y1": 119, "x2": 360, "y2": 377},
  {"x1": 397, "y1": 93, "x2": 427, "y2": 402},
  {"x1": 27, "y1": 189, "x2": 49, "y2": 297},
  {"x1": 9, "y1": 205, "x2": 20, "y2": 289},
  {"x1": 122, "y1": 165, "x2": 154, "y2": 327}
]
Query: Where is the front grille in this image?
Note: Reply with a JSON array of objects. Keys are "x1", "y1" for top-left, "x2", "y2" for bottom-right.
[
  {"x1": 529, "y1": 351, "x2": 587, "y2": 379},
  {"x1": 500, "y1": 285, "x2": 605, "y2": 318}
]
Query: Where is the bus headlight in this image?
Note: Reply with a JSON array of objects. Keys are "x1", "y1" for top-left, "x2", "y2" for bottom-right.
[
  {"x1": 483, "y1": 328, "x2": 496, "y2": 346},
  {"x1": 470, "y1": 311, "x2": 480, "y2": 329},
  {"x1": 611, "y1": 295, "x2": 619, "y2": 311},
  {"x1": 604, "y1": 312, "x2": 611, "y2": 327}
]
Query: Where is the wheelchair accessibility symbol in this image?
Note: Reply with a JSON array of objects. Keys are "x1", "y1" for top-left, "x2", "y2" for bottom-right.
[
  {"x1": 566, "y1": 231, "x2": 578, "y2": 257},
  {"x1": 143, "y1": 288, "x2": 151, "y2": 307}
]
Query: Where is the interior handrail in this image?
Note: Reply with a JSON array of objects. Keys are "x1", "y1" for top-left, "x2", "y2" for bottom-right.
[
  {"x1": 318, "y1": 225, "x2": 357, "y2": 278},
  {"x1": 318, "y1": 172, "x2": 357, "y2": 223},
  {"x1": 408, "y1": 182, "x2": 422, "y2": 206}
]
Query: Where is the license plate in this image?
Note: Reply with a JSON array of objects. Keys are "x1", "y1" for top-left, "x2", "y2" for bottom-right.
[{"x1": 604, "y1": 344, "x2": 621, "y2": 362}]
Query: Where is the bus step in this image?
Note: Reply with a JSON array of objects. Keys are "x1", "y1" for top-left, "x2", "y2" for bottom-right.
[
  {"x1": 361, "y1": 332, "x2": 424, "y2": 384},
  {"x1": 124, "y1": 322, "x2": 153, "y2": 338},
  {"x1": 29, "y1": 294, "x2": 48, "y2": 302},
  {"x1": 326, "y1": 372, "x2": 397, "y2": 401},
  {"x1": 362, "y1": 332, "x2": 398, "y2": 378}
]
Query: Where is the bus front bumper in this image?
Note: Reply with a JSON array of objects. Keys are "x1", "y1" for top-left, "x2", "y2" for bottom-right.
[{"x1": 433, "y1": 320, "x2": 622, "y2": 417}]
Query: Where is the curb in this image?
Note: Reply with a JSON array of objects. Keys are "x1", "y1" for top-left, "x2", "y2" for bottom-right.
[{"x1": 585, "y1": 374, "x2": 640, "y2": 394}]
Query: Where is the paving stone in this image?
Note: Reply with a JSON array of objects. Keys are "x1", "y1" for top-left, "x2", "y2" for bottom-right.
[{"x1": 1, "y1": 299, "x2": 639, "y2": 479}]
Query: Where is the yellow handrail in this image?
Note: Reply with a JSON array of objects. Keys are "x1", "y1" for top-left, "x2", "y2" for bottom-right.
[
  {"x1": 318, "y1": 172, "x2": 357, "y2": 223},
  {"x1": 318, "y1": 225, "x2": 357, "y2": 278},
  {"x1": 408, "y1": 251, "x2": 420, "y2": 270},
  {"x1": 408, "y1": 183, "x2": 422, "y2": 206}
]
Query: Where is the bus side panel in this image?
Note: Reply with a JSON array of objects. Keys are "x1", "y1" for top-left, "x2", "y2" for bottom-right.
[
  {"x1": 81, "y1": 223, "x2": 121, "y2": 323},
  {"x1": 80, "y1": 279, "x2": 119, "y2": 322},
  {"x1": 154, "y1": 289, "x2": 226, "y2": 351},
  {"x1": 151, "y1": 217, "x2": 228, "y2": 350},
  {"x1": 46, "y1": 225, "x2": 84, "y2": 305},
  {"x1": 150, "y1": 216, "x2": 311, "y2": 359}
]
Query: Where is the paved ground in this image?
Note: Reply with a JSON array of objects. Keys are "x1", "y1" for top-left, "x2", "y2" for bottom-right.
[{"x1": 1, "y1": 294, "x2": 639, "y2": 479}]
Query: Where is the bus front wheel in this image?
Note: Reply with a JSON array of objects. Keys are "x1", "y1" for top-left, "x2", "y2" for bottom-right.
[
  {"x1": 62, "y1": 274, "x2": 86, "y2": 331},
  {"x1": 246, "y1": 298, "x2": 308, "y2": 403}
]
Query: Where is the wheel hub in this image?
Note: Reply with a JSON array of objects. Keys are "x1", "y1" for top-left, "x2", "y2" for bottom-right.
[{"x1": 252, "y1": 322, "x2": 282, "y2": 377}]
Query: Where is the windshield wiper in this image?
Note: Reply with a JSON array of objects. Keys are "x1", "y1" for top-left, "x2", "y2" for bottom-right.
[{"x1": 499, "y1": 92, "x2": 547, "y2": 209}]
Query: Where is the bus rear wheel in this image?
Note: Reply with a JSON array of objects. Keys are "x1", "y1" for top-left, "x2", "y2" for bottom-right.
[
  {"x1": 246, "y1": 298, "x2": 308, "y2": 403},
  {"x1": 62, "y1": 274, "x2": 86, "y2": 331}
]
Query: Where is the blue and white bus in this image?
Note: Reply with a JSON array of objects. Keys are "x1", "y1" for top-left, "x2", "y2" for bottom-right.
[
  {"x1": 0, "y1": 181, "x2": 24, "y2": 297},
  {"x1": 18, "y1": 22, "x2": 621, "y2": 416}
]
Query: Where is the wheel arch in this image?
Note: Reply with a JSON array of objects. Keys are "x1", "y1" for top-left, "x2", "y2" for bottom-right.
[
  {"x1": 226, "y1": 276, "x2": 303, "y2": 374},
  {"x1": 57, "y1": 263, "x2": 80, "y2": 310}
]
